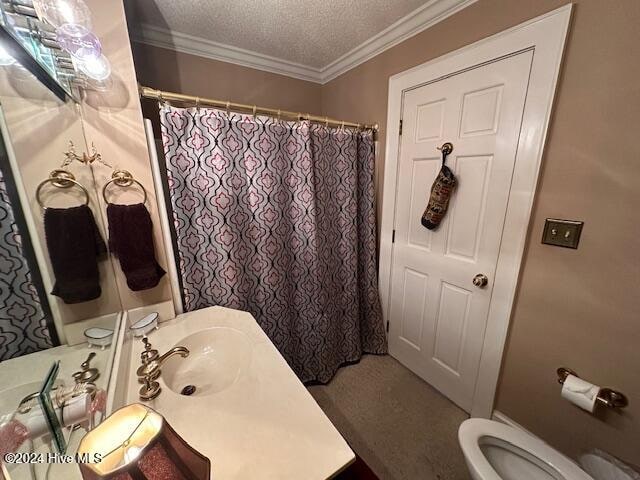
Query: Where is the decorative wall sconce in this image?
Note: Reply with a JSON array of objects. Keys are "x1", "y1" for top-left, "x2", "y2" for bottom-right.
[{"x1": 61, "y1": 141, "x2": 110, "y2": 168}]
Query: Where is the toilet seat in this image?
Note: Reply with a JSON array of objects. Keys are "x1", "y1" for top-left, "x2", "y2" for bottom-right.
[{"x1": 459, "y1": 419, "x2": 594, "y2": 480}]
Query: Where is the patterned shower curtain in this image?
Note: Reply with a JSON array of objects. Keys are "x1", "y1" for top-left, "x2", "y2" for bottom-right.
[
  {"x1": 0, "y1": 166, "x2": 55, "y2": 360},
  {"x1": 160, "y1": 105, "x2": 387, "y2": 382}
]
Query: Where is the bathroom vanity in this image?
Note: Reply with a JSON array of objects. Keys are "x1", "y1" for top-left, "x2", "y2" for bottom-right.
[
  {"x1": 2, "y1": 306, "x2": 355, "y2": 480},
  {"x1": 120, "y1": 306, "x2": 355, "y2": 479}
]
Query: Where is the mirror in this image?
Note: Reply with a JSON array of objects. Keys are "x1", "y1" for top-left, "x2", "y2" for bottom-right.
[
  {"x1": 0, "y1": 9, "x2": 123, "y2": 479},
  {"x1": 0, "y1": 61, "x2": 123, "y2": 343},
  {"x1": 0, "y1": 321, "x2": 121, "y2": 479}
]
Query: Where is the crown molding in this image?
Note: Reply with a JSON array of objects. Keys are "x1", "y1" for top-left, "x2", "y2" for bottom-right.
[
  {"x1": 320, "y1": 0, "x2": 478, "y2": 82},
  {"x1": 133, "y1": 24, "x2": 323, "y2": 83},
  {"x1": 132, "y1": 0, "x2": 476, "y2": 85}
]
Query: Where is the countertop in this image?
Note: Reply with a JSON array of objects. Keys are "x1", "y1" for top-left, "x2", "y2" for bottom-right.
[
  {"x1": 0, "y1": 342, "x2": 112, "y2": 480},
  {"x1": 126, "y1": 306, "x2": 354, "y2": 479}
]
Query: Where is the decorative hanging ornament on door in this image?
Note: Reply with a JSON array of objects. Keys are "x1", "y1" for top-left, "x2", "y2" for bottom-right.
[{"x1": 421, "y1": 142, "x2": 457, "y2": 230}]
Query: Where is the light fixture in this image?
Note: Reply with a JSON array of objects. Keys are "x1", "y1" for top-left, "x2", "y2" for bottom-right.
[
  {"x1": 77, "y1": 404, "x2": 210, "y2": 480},
  {"x1": 0, "y1": 45, "x2": 15, "y2": 66},
  {"x1": 57, "y1": 24, "x2": 101, "y2": 60},
  {"x1": 32, "y1": 0, "x2": 92, "y2": 30},
  {"x1": 76, "y1": 54, "x2": 111, "y2": 81}
]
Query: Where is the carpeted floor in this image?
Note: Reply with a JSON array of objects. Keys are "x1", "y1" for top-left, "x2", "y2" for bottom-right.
[{"x1": 308, "y1": 355, "x2": 471, "y2": 480}]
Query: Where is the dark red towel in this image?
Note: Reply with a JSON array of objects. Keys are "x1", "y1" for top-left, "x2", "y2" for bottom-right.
[
  {"x1": 44, "y1": 205, "x2": 106, "y2": 304},
  {"x1": 107, "y1": 203, "x2": 165, "y2": 291}
]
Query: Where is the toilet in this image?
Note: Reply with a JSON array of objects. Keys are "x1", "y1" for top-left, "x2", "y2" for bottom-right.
[
  {"x1": 580, "y1": 450, "x2": 640, "y2": 480},
  {"x1": 458, "y1": 419, "x2": 594, "y2": 480}
]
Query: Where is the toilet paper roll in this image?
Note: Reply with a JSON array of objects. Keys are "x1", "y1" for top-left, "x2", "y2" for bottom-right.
[{"x1": 561, "y1": 374, "x2": 601, "y2": 412}]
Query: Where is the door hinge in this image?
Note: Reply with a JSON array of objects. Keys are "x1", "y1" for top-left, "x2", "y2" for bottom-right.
[
  {"x1": 392, "y1": 229, "x2": 396, "y2": 243},
  {"x1": 386, "y1": 321, "x2": 390, "y2": 333},
  {"x1": 399, "y1": 119, "x2": 403, "y2": 135}
]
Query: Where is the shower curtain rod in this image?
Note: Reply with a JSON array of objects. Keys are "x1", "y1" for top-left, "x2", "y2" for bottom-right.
[{"x1": 139, "y1": 85, "x2": 379, "y2": 132}]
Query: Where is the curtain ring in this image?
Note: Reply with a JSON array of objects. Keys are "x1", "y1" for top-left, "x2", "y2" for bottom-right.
[
  {"x1": 341, "y1": 121, "x2": 345, "y2": 130},
  {"x1": 325, "y1": 116, "x2": 329, "y2": 127},
  {"x1": 252, "y1": 105, "x2": 257, "y2": 118},
  {"x1": 226, "y1": 101, "x2": 231, "y2": 116},
  {"x1": 195, "y1": 96, "x2": 200, "y2": 109},
  {"x1": 277, "y1": 109, "x2": 281, "y2": 121}
]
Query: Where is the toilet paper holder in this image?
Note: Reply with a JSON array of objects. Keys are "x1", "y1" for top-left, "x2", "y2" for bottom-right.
[{"x1": 557, "y1": 368, "x2": 628, "y2": 409}]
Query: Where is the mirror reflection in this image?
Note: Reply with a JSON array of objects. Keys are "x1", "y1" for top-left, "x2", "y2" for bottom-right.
[{"x1": 0, "y1": 9, "x2": 122, "y2": 479}]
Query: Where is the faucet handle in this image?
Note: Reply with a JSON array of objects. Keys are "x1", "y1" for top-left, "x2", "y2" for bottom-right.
[
  {"x1": 140, "y1": 336, "x2": 159, "y2": 364},
  {"x1": 139, "y1": 377, "x2": 161, "y2": 401},
  {"x1": 81, "y1": 352, "x2": 96, "y2": 370}
]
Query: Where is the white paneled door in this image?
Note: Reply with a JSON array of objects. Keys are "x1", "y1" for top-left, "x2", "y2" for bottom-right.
[{"x1": 388, "y1": 51, "x2": 533, "y2": 412}]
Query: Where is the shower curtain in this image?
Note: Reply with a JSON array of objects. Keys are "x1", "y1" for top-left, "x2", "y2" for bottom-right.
[
  {"x1": 0, "y1": 166, "x2": 55, "y2": 360},
  {"x1": 160, "y1": 105, "x2": 387, "y2": 382}
]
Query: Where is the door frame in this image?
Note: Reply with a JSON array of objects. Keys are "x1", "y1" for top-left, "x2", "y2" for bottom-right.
[{"x1": 379, "y1": 5, "x2": 572, "y2": 417}]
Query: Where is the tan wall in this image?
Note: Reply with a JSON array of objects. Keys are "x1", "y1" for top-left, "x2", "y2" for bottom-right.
[
  {"x1": 0, "y1": 74, "x2": 122, "y2": 336},
  {"x1": 79, "y1": 0, "x2": 173, "y2": 312},
  {"x1": 131, "y1": 42, "x2": 322, "y2": 135},
  {"x1": 321, "y1": 0, "x2": 640, "y2": 464}
]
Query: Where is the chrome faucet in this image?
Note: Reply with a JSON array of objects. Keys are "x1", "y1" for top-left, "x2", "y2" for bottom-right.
[{"x1": 137, "y1": 337, "x2": 189, "y2": 400}]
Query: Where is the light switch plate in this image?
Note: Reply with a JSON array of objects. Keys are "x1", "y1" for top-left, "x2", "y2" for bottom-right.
[{"x1": 542, "y1": 218, "x2": 583, "y2": 249}]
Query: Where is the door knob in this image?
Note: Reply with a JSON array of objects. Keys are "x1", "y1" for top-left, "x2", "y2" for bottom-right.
[{"x1": 473, "y1": 274, "x2": 488, "y2": 288}]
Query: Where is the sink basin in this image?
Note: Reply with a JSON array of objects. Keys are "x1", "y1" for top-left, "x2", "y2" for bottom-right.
[{"x1": 161, "y1": 327, "x2": 252, "y2": 396}]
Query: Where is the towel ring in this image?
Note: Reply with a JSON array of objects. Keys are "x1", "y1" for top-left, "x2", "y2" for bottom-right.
[
  {"x1": 102, "y1": 170, "x2": 148, "y2": 205},
  {"x1": 36, "y1": 170, "x2": 89, "y2": 209}
]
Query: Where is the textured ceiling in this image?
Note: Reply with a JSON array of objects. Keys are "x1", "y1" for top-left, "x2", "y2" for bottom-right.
[{"x1": 127, "y1": 0, "x2": 429, "y2": 68}]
